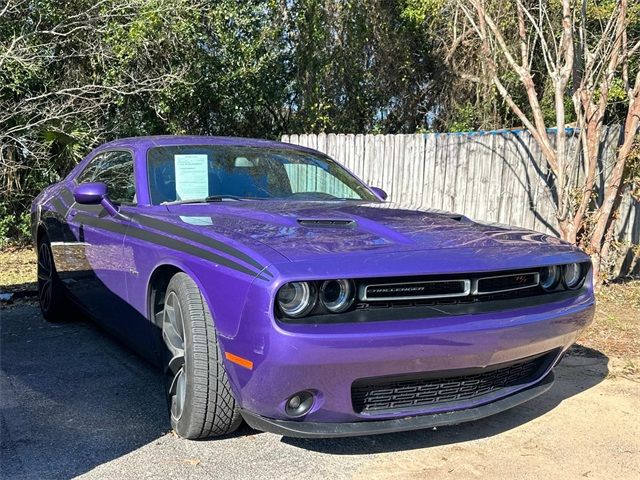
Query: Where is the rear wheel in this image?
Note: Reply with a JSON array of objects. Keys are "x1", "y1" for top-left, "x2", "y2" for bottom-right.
[
  {"x1": 161, "y1": 272, "x2": 242, "y2": 439},
  {"x1": 37, "y1": 237, "x2": 69, "y2": 322}
]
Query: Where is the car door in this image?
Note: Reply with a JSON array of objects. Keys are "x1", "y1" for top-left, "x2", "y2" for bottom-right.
[{"x1": 67, "y1": 150, "x2": 137, "y2": 335}]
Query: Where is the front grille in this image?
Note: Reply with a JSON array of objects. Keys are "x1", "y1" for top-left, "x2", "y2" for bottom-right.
[
  {"x1": 351, "y1": 351, "x2": 554, "y2": 414},
  {"x1": 356, "y1": 270, "x2": 541, "y2": 308},
  {"x1": 476, "y1": 272, "x2": 539, "y2": 294},
  {"x1": 355, "y1": 286, "x2": 546, "y2": 310},
  {"x1": 362, "y1": 280, "x2": 469, "y2": 300}
]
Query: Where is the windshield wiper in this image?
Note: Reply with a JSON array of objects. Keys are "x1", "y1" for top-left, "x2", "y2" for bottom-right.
[{"x1": 161, "y1": 195, "x2": 244, "y2": 206}]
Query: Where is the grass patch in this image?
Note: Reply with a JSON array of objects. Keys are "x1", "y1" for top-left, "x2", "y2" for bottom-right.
[
  {"x1": 0, "y1": 245, "x2": 36, "y2": 292},
  {"x1": 578, "y1": 278, "x2": 640, "y2": 358}
]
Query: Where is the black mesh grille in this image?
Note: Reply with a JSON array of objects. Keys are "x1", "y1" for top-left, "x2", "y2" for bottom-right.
[
  {"x1": 351, "y1": 351, "x2": 554, "y2": 414},
  {"x1": 356, "y1": 269, "x2": 543, "y2": 309},
  {"x1": 476, "y1": 273, "x2": 538, "y2": 294},
  {"x1": 364, "y1": 280, "x2": 467, "y2": 300}
]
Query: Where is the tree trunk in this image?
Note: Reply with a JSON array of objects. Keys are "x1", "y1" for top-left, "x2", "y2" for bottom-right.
[
  {"x1": 558, "y1": 217, "x2": 577, "y2": 244},
  {"x1": 588, "y1": 71, "x2": 640, "y2": 285}
]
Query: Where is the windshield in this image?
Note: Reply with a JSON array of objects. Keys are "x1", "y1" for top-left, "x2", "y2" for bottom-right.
[{"x1": 147, "y1": 145, "x2": 378, "y2": 205}]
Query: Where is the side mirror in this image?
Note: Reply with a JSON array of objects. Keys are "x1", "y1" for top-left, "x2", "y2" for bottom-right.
[
  {"x1": 370, "y1": 186, "x2": 388, "y2": 201},
  {"x1": 73, "y1": 182, "x2": 125, "y2": 219},
  {"x1": 74, "y1": 182, "x2": 107, "y2": 204}
]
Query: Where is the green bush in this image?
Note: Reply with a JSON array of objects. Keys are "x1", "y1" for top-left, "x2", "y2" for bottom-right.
[{"x1": 0, "y1": 204, "x2": 31, "y2": 247}]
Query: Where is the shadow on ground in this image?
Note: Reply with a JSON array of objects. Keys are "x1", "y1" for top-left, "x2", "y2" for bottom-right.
[
  {"x1": 0, "y1": 301, "x2": 168, "y2": 479},
  {"x1": 0, "y1": 298, "x2": 265, "y2": 479},
  {"x1": 1, "y1": 298, "x2": 609, "y2": 478}
]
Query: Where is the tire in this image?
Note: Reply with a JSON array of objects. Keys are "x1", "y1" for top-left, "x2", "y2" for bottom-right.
[
  {"x1": 37, "y1": 235, "x2": 69, "y2": 323},
  {"x1": 161, "y1": 272, "x2": 242, "y2": 439}
]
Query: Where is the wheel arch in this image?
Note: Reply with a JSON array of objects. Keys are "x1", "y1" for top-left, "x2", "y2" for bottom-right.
[
  {"x1": 147, "y1": 264, "x2": 183, "y2": 328},
  {"x1": 144, "y1": 257, "x2": 258, "y2": 341},
  {"x1": 146, "y1": 260, "x2": 220, "y2": 329}
]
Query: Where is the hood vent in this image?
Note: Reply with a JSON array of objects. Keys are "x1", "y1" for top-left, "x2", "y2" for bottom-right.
[{"x1": 297, "y1": 218, "x2": 356, "y2": 228}]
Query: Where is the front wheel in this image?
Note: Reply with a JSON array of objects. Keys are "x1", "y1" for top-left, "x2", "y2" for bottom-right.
[{"x1": 161, "y1": 272, "x2": 242, "y2": 439}]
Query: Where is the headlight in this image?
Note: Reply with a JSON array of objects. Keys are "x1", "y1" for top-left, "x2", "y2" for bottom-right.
[
  {"x1": 562, "y1": 263, "x2": 585, "y2": 290},
  {"x1": 277, "y1": 282, "x2": 316, "y2": 317},
  {"x1": 539, "y1": 265, "x2": 560, "y2": 291},
  {"x1": 320, "y1": 279, "x2": 355, "y2": 313}
]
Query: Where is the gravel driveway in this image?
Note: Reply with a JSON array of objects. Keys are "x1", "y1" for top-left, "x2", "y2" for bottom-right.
[{"x1": 1, "y1": 304, "x2": 638, "y2": 480}]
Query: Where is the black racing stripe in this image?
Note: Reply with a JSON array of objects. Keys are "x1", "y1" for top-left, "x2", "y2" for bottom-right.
[
  {"x1": 75, "y1": 213, "x2": 269, "y2": 281},
  {"x1": 63, "y1": 187, "x2": 272, "y2": 277},
  {"x1": 78, "y1": 213, "x2": 128, "y2": 235},
  {"x1": 131, "y1": 213, "x2": 272, "y2": 277},
  {"x1": 60, "y1": 188, "x2": 75, "y2": 205},
  {"x1": 77, "y1": 204, "x2": 105, "y2": 215},
  {"x1": 50, "y1": 197, "x2": 67, "y2": 215}
]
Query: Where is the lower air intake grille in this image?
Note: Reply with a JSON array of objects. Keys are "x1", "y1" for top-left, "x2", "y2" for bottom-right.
[{"x1": 351, "y1": 351, "x2": 554, "y2": 414}]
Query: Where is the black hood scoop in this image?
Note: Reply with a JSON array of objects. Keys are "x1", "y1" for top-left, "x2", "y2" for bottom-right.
[{"x1": 297, "y1": 218, "x2": 356, "y2": 228}]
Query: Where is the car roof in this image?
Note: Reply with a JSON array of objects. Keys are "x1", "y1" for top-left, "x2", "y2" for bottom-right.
[{"x1": 98, "y1": 135, "x2": 314, "y2": 153}]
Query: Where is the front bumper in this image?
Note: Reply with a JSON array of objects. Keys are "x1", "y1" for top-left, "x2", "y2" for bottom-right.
[
  {"x1": 240, "y1": 370, "x2": 555, "y2": 438},
  {"x1": 222, "y1": 278, "x2": 594, "y2": 430}
]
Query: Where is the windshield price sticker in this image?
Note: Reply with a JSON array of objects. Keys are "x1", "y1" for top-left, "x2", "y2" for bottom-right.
[{"x1": 175, "y1": 154, "x2": 209, "y2": 200}]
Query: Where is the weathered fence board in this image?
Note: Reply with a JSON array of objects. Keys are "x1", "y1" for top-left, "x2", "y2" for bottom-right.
[{"x1": 282, "y1": 128, "x2": 639, "y2": 273}]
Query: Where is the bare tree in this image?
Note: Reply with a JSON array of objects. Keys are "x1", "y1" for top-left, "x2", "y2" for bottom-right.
[
  {"x1": 454, "y1": 0, "x2": 639, "y2": 283},
  {"x1": 0, "y1": 0, "x2": 193, "y2": 230}
]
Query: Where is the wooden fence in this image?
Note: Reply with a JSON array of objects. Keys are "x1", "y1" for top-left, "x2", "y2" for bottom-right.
[{"x1": 282, "y1": 128, "x2": 639, "y2": 274}]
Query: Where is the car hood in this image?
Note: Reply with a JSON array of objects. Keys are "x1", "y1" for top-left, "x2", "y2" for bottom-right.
[{"x1": 164, "y1": 201, "x2": 572, "y2": 263}]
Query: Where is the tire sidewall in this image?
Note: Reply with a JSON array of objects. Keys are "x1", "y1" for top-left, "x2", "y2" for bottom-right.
[{"x1": 166, "y1": 279, "x2": 197, "y2": 437}]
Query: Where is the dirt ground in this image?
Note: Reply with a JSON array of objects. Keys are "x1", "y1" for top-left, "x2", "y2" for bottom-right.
[
  {"x1": 1, "y1": 247, "x2": 639, "y2": 479},
  {"x1": 352, "y1": 355, "x2": 639, "y2": 480},
  {"x1": 0, "y1": 247, "x2": 37, "y2": 293}
]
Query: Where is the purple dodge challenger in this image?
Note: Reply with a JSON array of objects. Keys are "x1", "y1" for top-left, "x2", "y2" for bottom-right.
[{"x1": 31, "y1": 136, "x2": 595, "y2": 439}]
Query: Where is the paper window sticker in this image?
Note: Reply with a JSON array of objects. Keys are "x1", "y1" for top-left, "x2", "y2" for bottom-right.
[{"x1": 174, "y1": 154, "x2": 209, "y2": 200}]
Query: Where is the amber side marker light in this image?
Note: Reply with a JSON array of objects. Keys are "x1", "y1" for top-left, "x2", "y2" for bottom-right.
[{"x1": 224, "y1": 352, "x2": 254, "y2": 370}]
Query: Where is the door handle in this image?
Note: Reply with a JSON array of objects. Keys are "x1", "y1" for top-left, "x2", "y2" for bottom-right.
[{"x1": 69, "y1": 209, "x2": 78, "y2": 219}]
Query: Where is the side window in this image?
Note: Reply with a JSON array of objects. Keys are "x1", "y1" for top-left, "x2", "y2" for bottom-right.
[
  {"x1": 77, "y1": 151, "x2": 136, "y2": 204},
  {"x1": 76, "y1": 153, "x2": 105, "y2": 184},
  {"x1": 284, "y1": 164, "x2": 359, "y2": 199}
]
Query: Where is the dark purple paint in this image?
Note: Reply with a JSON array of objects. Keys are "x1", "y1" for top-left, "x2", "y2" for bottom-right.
[{"x1": 32, "y1": 136, "x2": 595, "y2": 431}]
